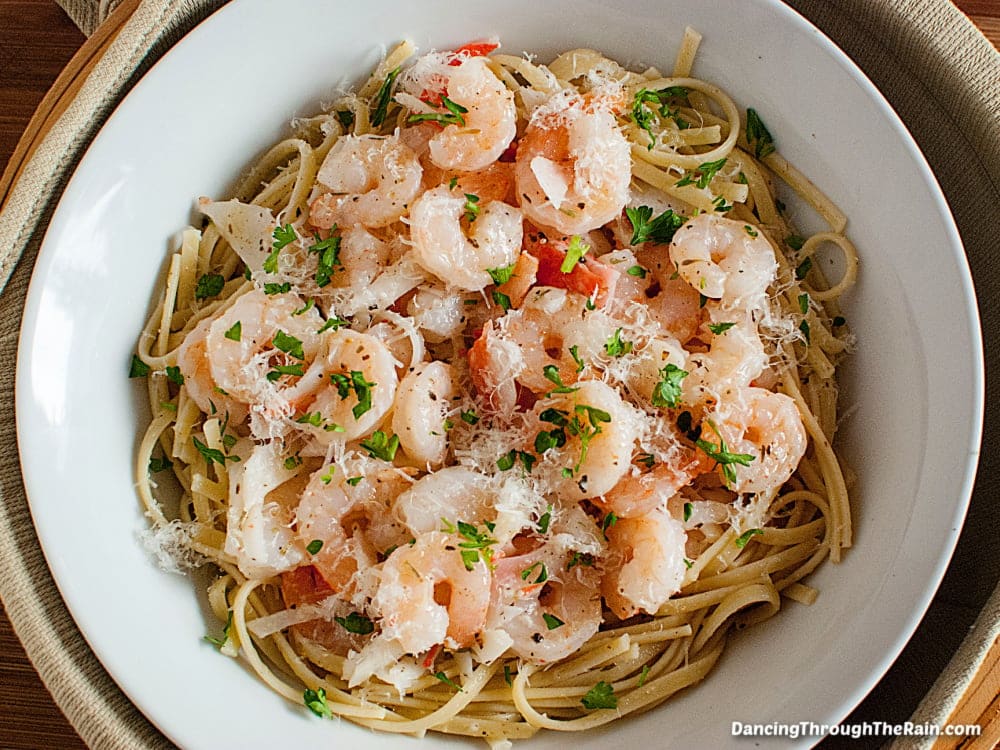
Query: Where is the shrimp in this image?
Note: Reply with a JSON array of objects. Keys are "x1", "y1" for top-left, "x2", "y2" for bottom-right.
[
  {"x1": 374, "y1": 531, "x2": 491, "y2": 653},
  {"x1": 391, "y1": 361, "x2": 459, "y2": 466},
  {"x1": 626, "y1": 334, "x2": 688, "y2": 407},
  {"x1": 309, "y1": 133, "x2": 423, "y2": 229},
  {"x1": 224, "y1": 441, "x2": 306, "y2": 579},
  {"x1": 599, "y1": 453, "x2": 710, "y2": 518},
  {"x1": 701, "y1": 386, "x2": 807, "y2": 494},
  {"x1": 488, "y1": 545, "x2": 602, "y2": 663},
  {"x1": 420, "y1": 56, "x2": 517, "y2": 172},
  {"x1": 176, "y1": 316, "x2": 249, "y2": 423},
  {"x1": 294, "y1": 454, "x2": 412, "y2": 591},
  {"x1": 409, "y1": 185, "x2": 522, "y2": 291},
  {"x1": 683, "y1": 313, "x2": 767, "y2": 404},
  {"x1": 183, "y1": 289, "x2": 325, "y2": 416},
  {"x1": 515, "y1": 94, "x2": 630, "y2": 235},
  {"x1": 331, "y1": 227, "x2": 391, "y2": 290},
  {"x1": 405, "y1": 285, "x2": 467, "y2": 343},
  {"x1": 297, "y1": 329, "x2": 400, "y2": 443},
  {"x1": 537, "y1": 379, "x2": 640, "y2": 499},
  {"x1": 470, "y1": 287, "x2": 618, "y2": 405},
  {"x1": 393, "y1": 466, "x2": 494, "y2": 536},
  {"x1": 601, "y1": 506, "x2": 687, "y2": 619},
  {"x1": 669, "y1": 213, "x2": 778, "y2": 311}
]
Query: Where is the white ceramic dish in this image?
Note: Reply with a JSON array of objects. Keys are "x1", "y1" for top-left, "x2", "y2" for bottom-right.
[{"x1": 15, "y1": 0, "x2": 982, "y2": 748}]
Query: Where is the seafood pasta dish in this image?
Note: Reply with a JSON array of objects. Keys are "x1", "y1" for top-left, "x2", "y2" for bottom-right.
[{"x1": 132, "y1": 31, "x2": 858, "y2": 744}]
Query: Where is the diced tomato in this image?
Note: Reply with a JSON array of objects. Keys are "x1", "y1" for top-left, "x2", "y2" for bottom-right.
[
  {"x1": 498, "y1": 140, "x2": 518, "y2": 163},
  {"x1": 422, "y1": 643, "x2": 443, "y2": 668},
  {"x1": 280, "y1": 565, "x2": 334, "y2": 608},
  {"x1": 524, "y1": 231, "x2": 619, "y2": 306},
  {"x1": 515, "y1": 383, "x2": 538, "y2": 412},
  {"x1": 449, "y1": 42, "x2": 499, "y2": 64}
]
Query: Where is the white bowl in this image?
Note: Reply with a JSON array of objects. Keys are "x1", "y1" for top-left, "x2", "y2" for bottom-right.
[{"x1": 15, "y1": 0, "x2": 982, "y2": 748}]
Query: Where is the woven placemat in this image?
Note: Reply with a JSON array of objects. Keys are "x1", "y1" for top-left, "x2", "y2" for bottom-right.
[{"x1": 0, "y1": 2, "x2": 996, "y2": 748}]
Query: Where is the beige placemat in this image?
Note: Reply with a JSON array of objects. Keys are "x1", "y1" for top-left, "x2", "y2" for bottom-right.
[{"x1": 0, "y1": 2, "x2": 996, "y2": 748}]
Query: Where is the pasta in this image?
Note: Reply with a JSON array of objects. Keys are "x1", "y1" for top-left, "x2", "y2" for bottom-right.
[{"x1": 132, "y1": 32, "x2": 857, "y2": 745}]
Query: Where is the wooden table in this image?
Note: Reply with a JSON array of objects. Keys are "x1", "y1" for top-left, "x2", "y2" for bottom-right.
[{"x1": 0, "y1": 2, "x2": 997, "y2": 748}]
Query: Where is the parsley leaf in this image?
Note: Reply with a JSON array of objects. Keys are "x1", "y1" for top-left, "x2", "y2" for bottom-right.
[
  {"x1": 334, "y1": 612, "x2": 375, "y2": 634},
  {"x1": 707, "y1": 322, "x2": 736, "y2": 335},
  {"x1": 799, "y1": 319, "x2": 811, "y2": 344},
  {"x1": 407, "y1": 95, "x2": 468, "y2": 126},
  {"x1": 560, "y1": 235, "x2": 589, "y2": 273},
  {"x1": 303, "y1": 688, "x2": 333, "y2": 718},
  {"x1": 696, "y1": 421, "x2": 755, "y2": 486},
  {"x1": 604, "y1": 328, "x2": 633, "y2": 357},
  {"x1": 683, "y1": 502, "x2": 692, "y2": 522},
  {"x1": 308, "y1": 232, "x2": 342, "y2": 288},
  {"x1": 581, "y1": 681, "x2": 618, "y2": 710},
  {"x1": 128, "y1": 355, "x2": 150, "y2": 378},
  {"x1": 165, "y1": 366, "x2": 185, "y2": 385},
  {"x1": 735, "y1": 528, "x2": 764, "y2": 549},
  {"x1": 317, "y1": 316, "x2": 349, "y2": 333},
  {"x1": 536, "y1": 504, "x2": 553, "y2": 534},
  {"x1": 786, "y1": 234, "x2": 806, "y2": 251},
  {"x1": 625, "y1": 205, "x2": 687, "y2": 245},
  {"x1": 224, "y1": 321, "x2": 242, "y2": 342},
  {"x1": 149, "y1": 456, "x2": 173, "y2": 473},
  {"x1": 204, "y1": 610, "x2": 233, "y2": 648},
  {"x1": 463, "y1": 193, "x2": 480, "y2": 222},
  {"x1": 601, "y1": 512, "x2": 618, "y2": 541},
  {"x1": 492, "y1": 290, "x2": 512, "y2": 311},
  {"x1": 746, "y1": 108, "x2": 776, "y2": 159},
  {"x1": 675, "y1": 157, "x2": 728, "y2": 189},
  {"x1": 795, "y1": 256, "x2": 813, "y2": 280},
  {"x1": 434, "y1": 671, "x2": 463, "y2": 692},
  {"x1": 542, "y1": 613, "x2": 564, "y2": 630},
  {"x1": 626, "y1": 264, "x2": 648, "y2": 278},
  {"x1": 306, "y1": 539, "x2": 323, "y2": 555},
  {"x1": 543, "y1": 366, "x2": 579, "y2": 394},
  {"x1": 195, "y1": 273, "x2": 225, "y2": 300},
  {"x1": 371, "y1": 66, "x2": 401, "y2": 127},
  {"x1": 360, "y1": 430, "x2": 399, "y2": 461},
  {"x1": 192, "y1": 436, "x2": 240, "y2": 466},
  {"x1": 487, "y1": 262, "x2": 516, "y2": 286},
  {"x1": 265, "y1": 224, "x2": 296, "y2": 273},
  {"x1": 569, "y1": 345, "x2": 585, "y2": 373},
  {"x1": 651, "y1": 363, "x2": 688, "y2": 409},
  {"x1": 272, "y1": 330, "x2": 305, "y2": 360},
  {"x1": 460, "y1": 409, "x2": 479, "y2": 425}
]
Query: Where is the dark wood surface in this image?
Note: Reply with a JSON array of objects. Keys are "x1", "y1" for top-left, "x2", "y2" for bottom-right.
[{"x1": 0, "y1": 2, "x2": 997, "y2": 748}]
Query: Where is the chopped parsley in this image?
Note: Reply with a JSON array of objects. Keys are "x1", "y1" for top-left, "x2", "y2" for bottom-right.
[
  {"x1": 626, "y1": 264, "x2": 648, "y2": 278},
  {"x1": 192, "y1": 436, "x2": 240, "y2": 466},
  {"x1": 581, "y1": 681, "x2": 617, "y2": 710},
  {"x1": 317, "y1": 315, "x2": 349, "y2": 333},
  {"x1": 460, "y1": 409, "x2": 480, "y2": 425},
  {"x1": 266, "y1": 363, "x2": 304, "y2": 382},
  {"x1": 799, "y1": 319, "x2": 811, "y2": 344},
  {"x1": 263, "y1": 282, "x2": 291, "y2": 295},
  {"x1": 735, "y1": 528, "x2": 764, "y2": 549},
  {"x1": 195, "y1": 273, "x2": 225, "y2": 300},
  {"x1": 487, "y1": 262, "x2": 516, "y2": 285},
  {"x1": 543, "y1": 365, "x2": 579, "y2": 394},
  {"x1": 683, "y1": 502, "x2": 693, "y2": 522},
  {"x1": 675, "y1": 157, "x2": 728, "y2": 189},
  {"x1": 696, "y1": 421, "x2": 755, "y2": 487},
  {"x1": 638, "y1": 665, "x2": 651, "y2": 687},
  {"x1": 786, "y1": 234, "x2": 806, "y2": 251},
  {"x1": 521, "y1": 561, "x2": 548, "y2": 583},
  {"x1": 795, "y1": 256, "x2": 813, "y2": 280},
  {"x1": 203, "y1": 610, "x2": 233, "y2": 648},
  {"x1": 265, "y1": 224, "x2": 296, "y2": 273},
  {"x1": 744, "y1": 225, "x2": 758, "y2": 238},
  {"x1": 746, "y1": 108, "x2": 776, "y2": 159},
  {"x1": 370, "y1": 66, "x2": 401, "y2": 127},
  {"x1": 601, "y1": 511, "x2": 618, "y2": 540},
  {"x1": 224, "y1": 321, "x2": 242, "y2": 341},
  {"x1": 148, "y1": 456, "x2": 173, "y2": 473},
  {"x1": 567, "y1": 551, "x2": 595, "y2": 570},
  {"x1": 492, "y1": 291, "x2": 512, "y2": 311},
  {"x1": 407, "y1": 95, "x2": 468, "y2": 126},
  {"x1": 559, "y1": 235, "x2": 589, "y2": 273},
  {"x1": 334, "y1": 612, "x2": 375, "y2": 634},
  {"x1": 536, "y1": 504, "x2": 553, "y2": 534},
  {"x1": 631, "y1": 86, "x2": 691, "y2": 148},
  {"x1": 346, "y1": 476, "x2": 363, "y2": 486},
  {"x1": 651, "y1": 363, "x2": 688, "y2": 409},
  {"x1": 165, "y1": 366, "x2": 184, "y2": 385},
  {"x1": 442, "y1": 519, "x2": 497, "y2": 570},
  {"x1": 625, "y1": 205, "x2": 686, "y2": 245},
  {"x1": 128, "y1": 355, "x2": 150, "y2": 378},
  {"x1": 303, "y1": 688, "x2": 333, "y2": 718},
  {"x1": 272, "y1": 330, "x2": 305, "y2": 360},
  {"x1": 707, "y1": 322, "x2": 736, "y2": 335},
  {"x1": 284, "y1": 454, "x2": 302, "y2": 470},
  {"x1": 306, "y1": 539, "x2": 323, "y2": 555},
  {"x1": 604, "y1": 328, "x2": 633, "y2": 357},
  {"x1": 569, "y1": 345, "x2": 585, "y2": 373},
  {"x1": 542, "y1": 613, "x2": 564, "y2": 630},
  {"x1": 336, "y1": 109, "x2": 355, "y2": 129},
  {"x1": 360, "y1": 430, "x2": 399, "y2": 461},
  {"x1": 463, "y1": 193, "x2": 480, "y2": 222},
  {"x1": 798, "y1": 293, "x2": 810, "y2": 315},
  {"x1": 434, "y1": 671, "x2": 463, "y2": 692},
  {"x1": 308, "y1": 232, "x2": 342, "y2": 288}
]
